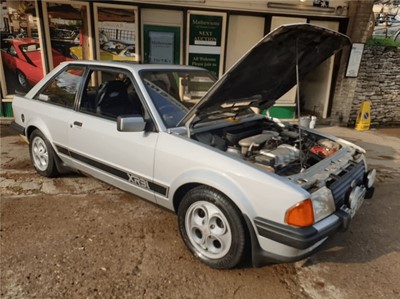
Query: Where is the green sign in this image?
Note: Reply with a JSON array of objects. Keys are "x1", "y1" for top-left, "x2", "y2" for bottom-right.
[
  {"x1": 188, "y1": 54, "x2": 220, "y2": 78},
  {"x1": 188, "y1": 14, "x2": 224, "y2": 77},
  {"x1": 189, "y1": 15, "x2": 222, "y2": 47}
]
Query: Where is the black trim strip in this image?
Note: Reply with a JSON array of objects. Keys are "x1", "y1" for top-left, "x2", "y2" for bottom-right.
[
  {"x1": 10, "y1": 122, "x2": 25, "y2": 136},
  {"x1": 55, "y1": 144, "x2": 168, "y2": 197},
  {"x1": 254, "y1": 215, "x2": 342, "y2": 250},
  {"x1": 56, "y1": 145, "x2": 69, "y2": 156},
  {"x1": 244, "y1": 215, "x2": 324, "y2": 267}
]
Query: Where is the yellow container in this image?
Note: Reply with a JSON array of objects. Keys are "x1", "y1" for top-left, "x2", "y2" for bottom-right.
[{"x1": 355, "y1": 100, "x2": 371, "y2": 131}]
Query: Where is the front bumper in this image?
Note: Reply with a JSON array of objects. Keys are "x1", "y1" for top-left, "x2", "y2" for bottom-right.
[
  {"x1": 253, "y1": 211, "x2": 347, "y2": 250},
  {"x1": 245, "y1": 182, "x2": 375, "y2": 267}
]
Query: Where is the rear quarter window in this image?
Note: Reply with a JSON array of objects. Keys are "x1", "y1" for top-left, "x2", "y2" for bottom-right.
[{"x1": 34, "y1": 66, "x2": 85, "y2": 109}]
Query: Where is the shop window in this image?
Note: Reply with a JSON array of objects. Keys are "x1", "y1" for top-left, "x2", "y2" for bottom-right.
[
  {"x1": 43, "y1": 2, "x2": 92, "y2": 67},
  {"x1": 94, "y1": 3, "x2": 139, "y2": 62},
  {"x1": 0, "y1": 0, "x2": 42, "y2": 98}
]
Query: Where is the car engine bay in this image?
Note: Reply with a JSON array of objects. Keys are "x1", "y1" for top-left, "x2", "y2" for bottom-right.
[{"x1": 192, "y1": 119, "x2": 342, "y2": 177}]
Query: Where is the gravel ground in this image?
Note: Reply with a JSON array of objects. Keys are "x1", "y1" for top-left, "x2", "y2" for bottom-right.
[{"x1": 1, "y1": 124, "x2": 399, "y2": 299}]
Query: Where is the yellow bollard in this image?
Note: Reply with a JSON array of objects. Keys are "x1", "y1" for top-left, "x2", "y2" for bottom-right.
[{"x1": 355, "y1": 100, "x2": 371, "y2": 131}]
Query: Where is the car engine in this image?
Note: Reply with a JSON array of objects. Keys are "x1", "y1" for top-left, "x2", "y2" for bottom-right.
[{"x1": 193, "y1": 119, "x2": 341, "y2": 176}]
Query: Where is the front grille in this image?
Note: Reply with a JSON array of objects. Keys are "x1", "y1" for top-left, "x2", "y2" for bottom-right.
[{"x1": 327, "y1": 161, "x2": 365, "y2": 208}]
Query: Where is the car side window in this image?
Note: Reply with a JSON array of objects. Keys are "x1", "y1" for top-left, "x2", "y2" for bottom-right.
[
  {"x1": 79, "y1": 69, "x2": 143, "y2": 120},
  {"x1": 8, "y1": 45, "x2": 17, "y2": 56},
  {"x1": 35, "y1": 66, "x2": 85, "y2": 109}
]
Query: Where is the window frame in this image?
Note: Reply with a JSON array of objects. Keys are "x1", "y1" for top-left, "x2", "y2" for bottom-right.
[
  {"x1": 138, "y1": 68, "x2": 216, "y2": 128},
  {"x1": 33, "y1": 64, "x2": 86, "y2": 110},
  {"x1": 76, "y1": 66, "x2": 158, "y2": 132}
]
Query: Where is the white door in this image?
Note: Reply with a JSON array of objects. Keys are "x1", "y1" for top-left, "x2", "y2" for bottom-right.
[
  {"x1": 302, "y1": 20, "x2": 339, "y2": 118},
  {"x1": 67, "y1": 68, "x2": 161, "y2": 202},
  {"x1": 30, "y1": 65, "x2": 86, "y2": 164},
  {"x1": 225, "y1": 15, "x2": 265, "y2": 70},
  {"x1": 270, "y1": 16, "x2": 307, "y2": 106}
]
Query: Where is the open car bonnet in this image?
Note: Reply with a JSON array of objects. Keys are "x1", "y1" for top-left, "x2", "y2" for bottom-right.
[{"x1": 179, "y1": 23, "x2": 351, "y2": 127}]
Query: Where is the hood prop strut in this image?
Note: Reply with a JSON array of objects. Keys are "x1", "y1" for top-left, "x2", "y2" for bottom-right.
[{"x1": 295, "y1": 38, "x2": 304, "y2": 170}]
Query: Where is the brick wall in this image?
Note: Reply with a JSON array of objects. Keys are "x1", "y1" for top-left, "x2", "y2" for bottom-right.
[{"x1": 348, "y1": 45, "x2": 400, "y2": 127}]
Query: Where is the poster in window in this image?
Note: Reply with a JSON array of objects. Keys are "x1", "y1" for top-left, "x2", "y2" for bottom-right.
[
  {"x1": 149, "y1": 31, "x2": 174, "y2": 64},
  {"x1": 187, "y1": 12, "x2": 226, "y2": 78},
  {"x1": 144, "y1": 25, "x2": 180, "y2": 65},
  {"x1": 0, "y1": 0, "x2": 41, "y2": 95},
  {"x1": 45, "y1": 2, "x2": 91, "y2": 66},
  {"x1": 95, "y1": 5, "x2": 138, "y2": 62}
]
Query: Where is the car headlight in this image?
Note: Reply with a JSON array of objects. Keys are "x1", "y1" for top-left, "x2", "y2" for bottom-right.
[
  {"x1": 284, "y1": 187, "x2": 336, "y2": 227},
  {"x1": 310, "y1": 187, "x2": 336, "y2": 223}
]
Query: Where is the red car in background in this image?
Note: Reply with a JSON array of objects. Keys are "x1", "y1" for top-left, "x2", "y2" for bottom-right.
[{"x1": 1, "y1": 38, "x2": 71, "y2": 90}]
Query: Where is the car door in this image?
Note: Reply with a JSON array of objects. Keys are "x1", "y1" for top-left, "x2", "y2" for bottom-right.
[
  {"x1": 30, "y1": 65, "x2": 86, "y2": 166},
  {"x1": 1, "y1": 42, "x2": 17, "y2": 70},
  {"x1": 67, "y1": 67, "x2": 160, "y2": 203}
]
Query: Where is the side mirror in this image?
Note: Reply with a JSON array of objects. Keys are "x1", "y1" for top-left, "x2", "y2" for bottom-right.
[{"x1": 117, "y1": 115, "x2": 146, "y2": 132}]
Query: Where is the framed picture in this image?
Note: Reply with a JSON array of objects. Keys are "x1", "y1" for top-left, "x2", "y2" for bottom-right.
[{"x1": 94, "y1": 3, "x2": 138, "y2": 63}]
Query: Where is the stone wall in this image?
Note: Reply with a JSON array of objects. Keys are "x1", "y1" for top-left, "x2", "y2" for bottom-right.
[
  {"x1": 330, "y1": 0, "x2": 375, "y2": 125},
  {"x1": 348, "y1": 45, "x2": 400, "y2": 127}
]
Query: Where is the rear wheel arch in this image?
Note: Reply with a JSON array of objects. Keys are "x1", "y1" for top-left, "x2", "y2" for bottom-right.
[
  {"x1": 26, "y1": 124, "x2": 52, "y2": 144},
  {"x1": 26, "y1": 126, "x2": 69, "y2": 175},
  {"x1": 26, "y1": 125, "x2": 39, "y2": 140},
  {"x1": 29, "y1": 129, "x2": 60, "y2": 177}
]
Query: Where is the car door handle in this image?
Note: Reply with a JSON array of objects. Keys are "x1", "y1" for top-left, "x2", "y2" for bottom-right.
[{"x1": 72, "y1": 121, "x2": 83, "y2": 127}]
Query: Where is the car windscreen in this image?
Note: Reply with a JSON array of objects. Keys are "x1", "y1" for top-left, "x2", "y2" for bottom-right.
[{"x1": 140, "y1": 70, "x2": 216, "y2": 128}]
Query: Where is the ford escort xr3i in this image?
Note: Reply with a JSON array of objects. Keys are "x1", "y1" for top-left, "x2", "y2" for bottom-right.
[{"x1": 11, "y1": 24, "x2": 376, "y2": 269}]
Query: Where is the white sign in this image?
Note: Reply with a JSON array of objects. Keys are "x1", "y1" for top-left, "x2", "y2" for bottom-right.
[
  {"x1": 346, "y1": 43, "x2": 364, "y2": 78},
  {"x1": 99, "y1": 21, "x2": 134, "y2": 31},
  {"x1": 149, "y1": 31, "x2": 174, "y2": 64}
]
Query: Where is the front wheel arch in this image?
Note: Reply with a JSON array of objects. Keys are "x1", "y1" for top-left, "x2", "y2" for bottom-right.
[
  {"x1": 176, "y1": 184, "x2": 251, "y2": 268},
  {"x1": 173, "y1": 182, "x2": 201, "y2": 213}
]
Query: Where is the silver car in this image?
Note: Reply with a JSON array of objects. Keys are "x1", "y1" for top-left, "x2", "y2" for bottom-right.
[{"x1": 11, "y1": 24, "x2": 376, "y2": 269}]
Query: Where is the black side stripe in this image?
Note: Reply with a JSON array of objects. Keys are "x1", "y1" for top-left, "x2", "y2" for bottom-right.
[
  {"x1": 57, "y1": 145, "x2": 69, "y2": 156},
  {"x1": 55, "y1": 144, "x2": 168, "y2": 197}
]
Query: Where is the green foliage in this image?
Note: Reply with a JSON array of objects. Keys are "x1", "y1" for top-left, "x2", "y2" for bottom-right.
[{"x1": 366, "y1": 38, "x2": 400, "y2": 47}]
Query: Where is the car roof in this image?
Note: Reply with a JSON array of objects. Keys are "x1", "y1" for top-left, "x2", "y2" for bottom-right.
[
  {"x1": 6, "y1": 38, "x2": 38, "y2": 45},
  {"x1": 59, "y1": 60, "x2": 205, "y2": 72}
]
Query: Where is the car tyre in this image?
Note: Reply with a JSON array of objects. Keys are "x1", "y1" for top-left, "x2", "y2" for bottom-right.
[
  {"x1": 17, "y1": 70, "x2": 28, "y2": 90},
  {"x1": 29, "y1": 130, "x2": 59, "y2": 178},
  {"x1": 178, "y1": 186, "x2": 246, "y2": 269}
]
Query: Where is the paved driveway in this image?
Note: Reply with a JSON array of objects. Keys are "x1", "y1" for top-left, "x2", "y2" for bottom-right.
[{"x1": 1, "y1": 125, "x2": 399, "y2": 298}]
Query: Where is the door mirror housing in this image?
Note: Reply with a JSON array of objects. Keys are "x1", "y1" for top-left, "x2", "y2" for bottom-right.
[{"x1": 117, "y1": 115, "x2": 146, "y2": 132}]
